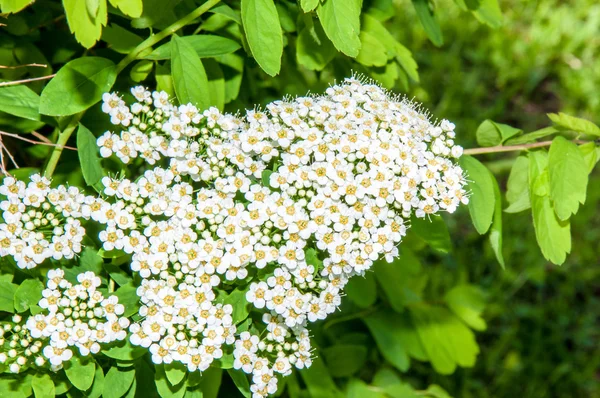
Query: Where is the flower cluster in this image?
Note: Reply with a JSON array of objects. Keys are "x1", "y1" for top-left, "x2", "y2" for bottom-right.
[
  {"x1": 24, "y1": 270, "x2": 129, "y2": 367},
  {"x1": 0, "y1": 77, "x2": 468, "y2": 397},
  {"x1": 0, "y1": 315, "x2": 44, "y2": 374},
  {"x1": 0, "y1": 176, "x2": 95, "y2": 269}
]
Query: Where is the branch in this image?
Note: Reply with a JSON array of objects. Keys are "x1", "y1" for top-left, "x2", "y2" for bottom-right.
[
  {"x1": 463, "y1": 139, "x2": 589, "y2": 155},
  {"x1": 43, "y1": 116, "x2": 81, "y2": 179},
  {"x1": 0, "y1": 63, "x2": 48, "y2": 69},
  {"x1": 0, "y1": 130, "x2": 77, "y2": 150},
  {"x1": 115, "y1": 0, "x2": 222, "y2": 74},
  {"x1": 0, "y1": 74, "x2": 56, "y2": 87}
]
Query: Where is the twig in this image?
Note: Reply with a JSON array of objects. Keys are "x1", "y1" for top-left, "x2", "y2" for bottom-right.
[
  {"x1": 31, "y1": 131, "x2": 52, "y2": 144},
  {"x1": 0, "y1": 74, "x2": 56, "y2": 87},
  {"x1": 1, "y1": 141, "x2": 19, "y2": 169},
  {"x1": 0, "y1": 130, "x2": 77, "y2": 150},
  {"x1": 0, "y1": 63, "x2": 48, "y2": 69},
  {"x1": 0, "y1": 135, "x2": 6, "y2": 175},
  {"x1": 463, "y1": 139, "x2": 588, "y2": 155}
]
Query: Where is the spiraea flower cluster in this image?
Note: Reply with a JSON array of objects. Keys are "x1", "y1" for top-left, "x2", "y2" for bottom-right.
[
  {"x1": 1, "y1": 270, "x2": 129, "y2": 372},
  {"x1": 0, "y1": 77, "x2": 467, "y2": 397},
  {"x1": 0, "y1": 176, "x2": 93, "y2": 269}
]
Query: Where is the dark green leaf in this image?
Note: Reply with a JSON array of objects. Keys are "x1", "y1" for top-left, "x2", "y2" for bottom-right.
[
  {"x1": 171, "y1": 35, "x2": 211, "y2": 110},
  {"x1": 412, "y1": 0, "x2": 443, "y2": 46},
  {"x1": 410, "y1": 215, "x2": 451, "y2": 253},
  {"x1": 241, "y1": 0, "x2": 283, "y2": 76},
  {"x1": 296, "y1": 19, "x2": 337, "y2": 71},
  {"x1": 227, "y1": 369, "x2": 250, "y2": 398},
  {"x1": 39, "y1": 57, "x2": 117, "y2": 116},
  {"x1": 77, "y1": 123, "x2": 104, "y2": 189},
  {"x1": 374, "y1": 248, "x2": 424, "y2": 312},
  {"x1": 205, "y1": 59, "x2": 225, "y2": 111},
  {"x1": 101, "y1": 24, "x2": 143, "y2": 54},
  {"x1": 299, "y1": 355, "x2": 344, "y2": 398},
  {"x1": 322, "y1": 344, "x2": 368, "y2": 377},
  {"x1": 346, "y1": 379, "x2": 386, "y2": 398},
  {"x1": 114, "y1": 282, "x2": 140, "y2": 318},
  {"x1": 0, "y1": 85, "x2": 41, "y2": 121},
  {"x1": 363, "y1": 311, "x2": 410, "y2": 371},
  {"x1": 344, "y1": 272, "x2": 377, "y2": 308},
  {"x1": 198, "y1": 366, "x2": 222, "y2": 398}
]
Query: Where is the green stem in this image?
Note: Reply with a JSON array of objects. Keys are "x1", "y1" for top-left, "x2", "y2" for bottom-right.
[
  {"x1": 463, "y1": 139, "x2": 588, "y2": 156},
  {"x1": 115, "y1": 0, "x2": 222, "y2": 74},
  {"x1": 43, "y1": 116, "x2": 80, "y2": 179}
]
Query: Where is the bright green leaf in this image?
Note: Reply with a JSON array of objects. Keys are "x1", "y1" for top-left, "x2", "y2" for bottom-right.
[
  {"x1": 473, "y1": 0, "x2": 503, "y2": 28},
  {"x1": 171, "y1": 35, "x2": 211, "y2": 110},
  {"x1": 475, "y1": 119, "x2": 522, "y2": 147},
  {"x1": 460, "y1": 155, "x2": 495, "y2": 234},
  {"x1": 317, "y1": 0, "x2": 361, "y2": 57},
  {"x1": 102, "y1": 339, "x2": 147, "y2": 361},
  {"x1": 347, "y1": 379, "x2": 386, "y2": 398},
  {"x1": 108, "y1": 0, "x2": 143, "y2": 18},
  {"x1": 205, "y1": 59, "x2": 225, "y2": 111},
  {"x1": 299, "y1": 355, "x2": 344, "y2": 398},
  {"x1": 296, "y1": 19, "x2": 337, "y2": 71},
  {"x1": 14, "y1": 278, "x2": 43, "y2": 313},
  {"x1": 241, "y1": 0, "x2": 283, "y2": 76},
  {"x1": 300, "y1": 0, "x2": 319, "y2": 12},
  {"x1": 39, "y1": 57, "x2": 117, "y2": 116},
  {"x1": 548, "y1": 136, "x2": 588, "y2": 220},
  {"x1": 356, "y1": 31, "x2": 387, "y2": 67},
  {"x1": 198, "y1": 366, "x2": 222, "y2": 398},
  {"x1": 504, "y1": 155, "x2": 531, "y2": 213},
  {"x1": 579, "y1": 142, "x2": 599, "y2": 173},
  {"x1": 504, "y1": 126, "x2": 558, "y2": 145},
  {"x1": 164, "y1": 362, "x2": 187, "y2": 387},
  {"x1": 130, "y1": 60, "x2": 154, "y2": 82},
  {"x1": 0, "y1": 85, "x2": 41, "y2": 121},
  {"x1": 445, "y1": 285, "x2": 487, "y2": 331},
  {"x1": 146, "y1": 35, "x2": 241, "y2": 61},
  {"x1": 548, "y1": 112, "x2": 600, "y2": 137},
  {"x1": 0, "y1": 0, "x2": 32, "y2": 13},
  {"x1": 31, "y1": 373, "x2": 54, "y2": 398},
  {"x1": 63, "y1": 0, "x2": 108, "y2": 49},
  {"x1": 0, "y1": 281, "x2": 18, "y2": 313},
  {"x1": 65, "y1": 356, "x2": 96, "y2": 391},
  {"x1": 489, "y1": 175, "x2": 505, "y2": 268},
  {"x1": 103, "y1": 367, "x2": 135, "y2": 398},
  {"x1": 114, "y1": 283, "x2": 140, "y2": 318}
]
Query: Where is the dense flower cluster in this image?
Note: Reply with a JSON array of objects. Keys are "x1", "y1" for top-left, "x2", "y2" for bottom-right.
[
  {"x1": 0, "y1": 270, "x2": 128, "y2": 372},
  {"x1": 0, "y1": 78, "x2": 467, "y2": 397},
  {"x1": 0, "y1": 176, "x2": 91, "y2": 269}
]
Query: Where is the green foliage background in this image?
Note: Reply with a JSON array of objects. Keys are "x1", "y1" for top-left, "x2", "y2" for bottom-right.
[{"x1": 0, "y1": 0, "x2": 599, "y2": 397}]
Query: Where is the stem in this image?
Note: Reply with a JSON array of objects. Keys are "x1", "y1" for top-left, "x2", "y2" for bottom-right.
[
  {"x1": 463, "y1": 139, "x2": 588, "y2": 155},
  {"x1": 0, "y1": 74, "x2": 55, "y2": 87},
  {"x1": 43, "y1": 117, "x2": 81, "y2": 179},
  {"x1": 115, "y1": 0, "x2": 221, "y2": 74}
]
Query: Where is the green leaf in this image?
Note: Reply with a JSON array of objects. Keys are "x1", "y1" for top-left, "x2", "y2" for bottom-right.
[
  {"x1": 241, "y1": 0, "x2": 283, "y2": 76},
  {"x1": 410, "y1": 215, "x2": 451, "y2": 254},
  {"x1": 87, "y1": 363, "x2": 105, "y2": 398},
  {"x1": 130, "y1": 60, "x2": 154, "y2": 83},
  {"x1": 205, "y1": 59, "x2": 225, "y2": 111},
  {"x1": 155, "y1": 62, "x2": 175, "y2": 98},
  {"x1": 39, "y1": 57, "x2": 117, "y2": 116},
  {"x1": 222, "y1": 287, "x2": 250, "y2": 324},
  {"x1": 299, "y1": 355, "x2": 344, "y2": 398},
  {"x1": 504, "y1": 126, "x2": 558, "y2": 146},
  {"x1": 579, "y1": 142, "x2": 599, "y2": 173},
  {"x1": 114, "y1": 282, "x2": 140, "y2": 318},
  {"x1": 103, "y1": 367, "x2": 135, "y2": 398},
  {"x1": 300, "y1": 0, "x2": 319, "y2": 12},
  {"x1": 132, "y1": 0, "x2": 178, "y2": 29},
  {"x1": 409, "y1": 305, "x2": 480, "y2": 374},
  {"x1": 77, "y1": 123, "x2": 104, "y2": 189},
  {"x1": 489, "y1": 175, "x2": 505, "y2": 268},
  {"x1": 548, "y1": 112, "x2": 600, "y2": 137},
  {"x1": 317, "y1": 0, "x2": 361, "y2": 57},
  {"x1": 216, "y1": 53, "x2": 244, "y2": 104},
  {"x1": 296, "y1": 19, "x2": 337, "y2": 71},
  {"x1": 473, "y1": 0, "x2": 503, "y2": 28},
  {"x1": 0, "y1": 0, "x2": 32, "y2": 13},
  {"x1": 444, "y1": 285, "x2": 487, "y2": 331},
  {"x1": 101, "y1": 24, "x2": 144, "y2": 54},
  {"x1": 475, "y1": 119, "x2": 522, "y2": 147},
  {"x1": 322, "y1": 344, "x2": 368, "y2": 378},
  {"x1": 372, "y1": 368, "x2": 419, "y2": 398},
  {"x1": 65, "y1": 356, "x2": 96, "y2": 391},
  {"x1": 529, "y1": 151, "x2": 571, "y2": 265},
  {"x1": 108, "y1": 0, "x2": 143, "y2": 18},
  {"x1": 86, "y1": 0, "x2": 100, "y2": 17},
  {"x1": 344, "y1": 272, "x2": 377, "y2": 308},
  {"x1": 412, "y1": 0, "x2": 443, "y2": 47},
  {"x1": 460, "y1": 156, "x2": 495, "y2": 234},
  {"x1": 0, "y1": 281, "x2": 18, "y2": 313},
  {"x1": 227, "y1": 369, "x2": 250, "y2": 398},
  {"x1": 146, "y1": 35, "x2": 241, "y2": 61},
  {"x1": 356, "y1": 31, "x2": 387, "y2": 67},
  {"x1": 374, "y1": 248, "x2": 424, "y2": 312},
  {"x1": 548, "y1": 136, "x2": 588, "y2": 220},
  {"x1": 171, "y1": 35, "x2": 211, "y2": 110},
  {"x1": 210, "y1": 4, "x2": 242, "y2": 24},
  {"x1": 63, "y1": 0, "x2": 108, "y2": 49},
  {"x1": 0, "y1": 85, "x2": 41, "y2": 121},
  {"x1": 102, "y1": 340, "x2": 147, "y2": 360},
  {"x1": 14, "y1": 278, "x2": 43, "y2": 313},
  {"x1": 504, "y1": 155, "x2": 531, "y2": 213},
  {"x1": 31, "y1": 373, "x2": 54, "y2": 398},
  {"x1": 198, "y1": 366, "x2": 222, "y2": 398},
  {"x1": 363, "y1": 311, "x2": 409, "y2": 371},
  {"x1": 347, "y1": 379, "x2": 386, "y2": 398}
]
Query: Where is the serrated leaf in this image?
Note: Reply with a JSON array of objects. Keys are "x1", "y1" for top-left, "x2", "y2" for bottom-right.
[
  {"x1": 445, "y1": 285, "x2": 487, "y2": 331},
  {"x1": 356, "y1": 31, "x2": 387, "y2": 67},
  {"x1": 103, "y1": 367, "x2": 135, "y2": 398},
  {"x1": 548, "y1": 136, "x2": 588, "y2": 220},
  {"x1": 63, "y1": 0, "x2": 108, "y2": 49},
  {"x1": 0, "y1": 85, "x2": 41, "y2": 121},
  {"x1": 14, "y1": 279, "x2": 43, "y2": 313},
  {"x1": 108, "y1": 0, "x2": 143, "y2": 18},
  {"x1": 409, "y1": 305, "x2": 479, "y2": 374},
  {"x1": 39, "y1": 57, "x2": 116, "y2": 116},
  {"x1": 1, "y1": 0, "x2": 33, "y2": 13},
  {"x1": 579, "y1": 142, "x2": 599, "y2": 173},
  {"x1": 344, "y1": 272, "x2": 377, "y2": 308},
  {"x1": 300, "y1": 0, "x2": 319, "y2": 12},
  {"x1": 412, "y1": 0, "x2": 443, "y2": 47},
  {"x1": 77, "y1": 123, "x2": 104, "y2": 189},
  {"x1": 241, "y1": 0, "x2": 283, "y2": 76},
  {"x1": 460, "y1": 156, "x2": 495, "y2": 234},
  {"x1": 65, "y1": 356, "x2": 96, "y2": 391},
  {"x1": 145, "y1": 35, "x2": 241, "y2": 61},
  {"x1": 32, "y1": 373, "x2": 55, "y2": 398},
  {"x1": 548, "y1": 112, "x2": 600, "y2": 137},
  {"x1": 171, "y1": 35, "x2": 211, "y2": 110},
  {"x1": 296, "y1": 19, "x2": 336, "y2": 71},
  {"x1": 317, "y1": 0, "x2": 361, "y2": 57}
]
